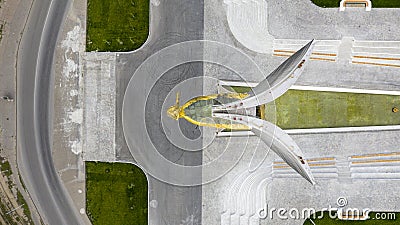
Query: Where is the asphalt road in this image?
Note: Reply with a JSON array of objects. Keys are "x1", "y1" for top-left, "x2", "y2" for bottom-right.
[
  {"x1": 117, "y1": 1, "x2": 205, "y2": 224},
  {"x1": 16, "y1": 0, "x2": 205, "y2": 224},
  {"x1": 17, "y1": 0, "x2": 84, "y2": 224}
]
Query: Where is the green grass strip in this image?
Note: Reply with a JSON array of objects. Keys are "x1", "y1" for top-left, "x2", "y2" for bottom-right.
[
  {"x1": 86, "y1": 0, "x2": 149, "y2": 52},
  {"x1": 310, "y1": 0, "x2": 400, "y2": 8},
  {"x1": 266, "y1": 90, "x2": 400, "y2": 129},
  {"x1": 86, "y1": 162, "x2": 148, "y2": 225}
]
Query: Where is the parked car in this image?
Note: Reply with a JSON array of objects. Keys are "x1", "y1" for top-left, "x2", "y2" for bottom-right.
[{"x1": 2, "y1": 96, "x2": 14, "y2": 102}]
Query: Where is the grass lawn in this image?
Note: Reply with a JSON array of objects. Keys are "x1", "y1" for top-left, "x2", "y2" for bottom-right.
[
  {"x1": 311, "y1": 0, "x2": 400, "y2": 8},
  {"x1": 227, "y1": 86, "x2": 400, "y2": 129},
  {"x1": 311, "y1": 0, "x2": 340, "y2": 7},
  {"x1": 229, "y1": 85, "x2": 253, "y2": 94},
  {"x1": 86, "y1": 0, "x2": 149, "y2": 52},
  {"x1": 86, "y1": 162, "x2": 148, "y2": 225},
  {"x1": 266, "y1": 90, "x2": 400, "y2": 129},
  {"x1": 304, "y1": 211, "x2": 399, "y2": 224}
]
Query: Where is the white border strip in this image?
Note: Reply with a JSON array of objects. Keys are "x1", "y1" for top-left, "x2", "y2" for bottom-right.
[
  {"x1": 218, "y1": 80, "x2": 258, "y2": 87},
  {"x1": 286, "y1": 125, "x2": 400, "y2": 134},
  {"x1": 218, "y1": 80, "x2": 400, "y2": 96},
  {"x1": 290, "y1": 85, "x2": 400, "y2": 96},
  {"x1": 216, "y1": 125, "x2": 400, "y2": 137}
]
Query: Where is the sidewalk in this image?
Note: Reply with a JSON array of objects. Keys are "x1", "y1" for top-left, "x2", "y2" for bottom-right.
[{"x1": 52, "y1": 0, "x2": 92, "y2": 224}]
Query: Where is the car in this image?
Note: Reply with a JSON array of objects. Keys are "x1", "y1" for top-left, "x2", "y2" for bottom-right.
[{"x1": 2, "y1": 95, "x2": 14, "y2": 102}]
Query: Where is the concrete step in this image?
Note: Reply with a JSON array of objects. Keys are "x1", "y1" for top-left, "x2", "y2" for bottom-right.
[
  {"x1": 274, "y1": 39, "x2": 341, "y2": 46},
  {"x1": 352, "y1": 173, "x2": 400, "y2": 179},
  {"x1": 246, "y1": 177, "x2": 271, "y2": 216},
  {"x1": 221, "y1": 212, "x2": 231, "y2": 225},
  {"x1": 351, "y1": 57, "x2": 400, "y2": 66},
  {"x1": 351, "y1": 166, "x2": 400, "y2": 173},
  {"x1": 239, "y1": 215, "x2": 250, "y2": 225},
  {"x1": 352, "y1": 46, "x2": 400, "y2": 55},
  {"x1": 274, "y1": 44, "x2": 339, "y2": 52},
  {"x1": 354, "y1": 40, "x2": 400, "y2": 48},
  {"x1": 336, "y1": 162, "x2": 349, "y2": 167},
  {"x1": 222, "y1": 167, "x2": 272, "y2": 225},
  {"x1": 249, "y1": 216, "x2": 260, "y2": 225},
  {"x1": 350, "y1": 153, "x2": 400, "y2": 161},
  {"x1": 336, "y1": 158, "x2": 352, "y2": 183},
  {"x1": 223, "y1": 170, "x2": 252, "y2": 213},
  {"x1": 255, "y1": 178, "x2": 271, "y2": 218},
  {"x1": 231, "y1": 214, "x2": 240, "y2": 225},
  {"x1": 338, "y1": 171, "x2": 352, "y2": 177},
  {"x1": 352, "y1": 52, "x2": 400, "y2": 59},
  {"x1": 237, "y1": 170, "x2": 272, "y2": 216},
  {"x1": 337, "y1": 37, "x2": 354, "y2": 64},
  {"x1": 273, "y1": 167, "x2": 337, "y2": 174},
  {"x1": 350, "y1": 161, "x2": 400, "y2": 167},
  {"x1": 273, "y1": 173, "x2": 338, "y2": 179}
]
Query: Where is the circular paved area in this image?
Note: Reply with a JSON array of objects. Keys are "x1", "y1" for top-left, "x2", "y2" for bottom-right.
[{"x1": 122, "y1": 40, "x2": 270, "y2": 186}]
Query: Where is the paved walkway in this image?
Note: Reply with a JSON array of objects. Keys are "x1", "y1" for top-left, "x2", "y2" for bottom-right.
[
  {"x1": 51, "y1": 0, "x2": 93, "y2": 223},
  {"x1": 223, "y1": 0, "x2": 400, "y2": 72},
  {"x1": 219, "y1": 150, "x2": 400, "y2": 225},
  {"x1": 268, "y1": 0, "x2": 400, "y2": 40},
  {"x1": 82, "y1": 52, "x2": 117, "y2": 161},
  {"x1": 224, "y1": 0, "x2": 274, "y2": 53}
]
